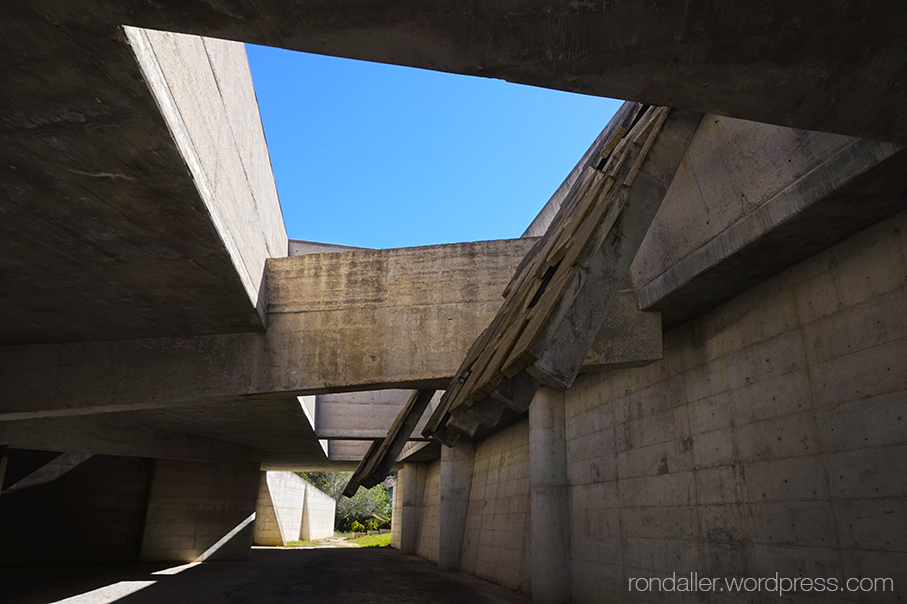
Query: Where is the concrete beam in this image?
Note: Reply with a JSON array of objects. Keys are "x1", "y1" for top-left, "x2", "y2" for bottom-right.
[
  {"x1": 531, "y1": 109, "x2": 704, "y2": 389},
  {"x1": 0, "y1": 239, "x2": 533, "y2": 420},
  {"x1": 314, "y1": 390, "x2": 439, "y2": 440},
  {"x1": 0, "y1": 415, "x2": 257, "y2": 464},
  {"x1": 630, "y1": 116, "x2": 906, "y2": 329},
  {"x1": 0, "y1": 19, "x2": 284, "y2": 345},
  {"x1": 126, "y1": 27, "x2": 287, "y2": 327},
  {"x1": 53, "y1": 1, "x2": 907, "y2": 145}
]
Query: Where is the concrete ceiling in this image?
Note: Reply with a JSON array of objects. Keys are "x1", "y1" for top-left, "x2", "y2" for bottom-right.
[
  {"x1": 50, "y1": 0, "x2": 907, "y2": 145},
  {"x1": 0, "y1": 5, "x2": 266, "y2": 345}
]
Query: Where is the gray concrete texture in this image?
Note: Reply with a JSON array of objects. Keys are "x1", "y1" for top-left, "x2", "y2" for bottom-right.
[
  {"x1": 402, "y1": 208, "x2": 907, "y2": 603},
  {"x1": 253, "y1": 471, "x2": 335, "y2": 546},
  {"x1": 561, "y1": 208, "x2": 907, "y2": 603},
  {"x1": 19, "y1": 1, "x2": 907, "y2": 145},
  {"x1": 140, "y1": 459, "x2": 260, "y2": 562},
  {"x1": 127, "y1": 27, "x2": 288, "y2": 325},
  {"x1": 0, "y1": 18, "x2": 285, "y2": 345}
]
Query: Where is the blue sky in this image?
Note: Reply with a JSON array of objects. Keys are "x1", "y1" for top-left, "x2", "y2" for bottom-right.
[{"x1": 246, "y1": 45, "x2": 620, "y2": 249}]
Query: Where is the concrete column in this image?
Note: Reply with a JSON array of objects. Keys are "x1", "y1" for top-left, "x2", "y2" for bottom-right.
[
  {"x1": 398, "y1": 462, "x2": 426, "y2": 555},
  {"x1": 529, "y1": 387, "x2": 571, "y2": 604},
  {"x1": 438, "y1": 441, "x2": 475, "y2": 570}
]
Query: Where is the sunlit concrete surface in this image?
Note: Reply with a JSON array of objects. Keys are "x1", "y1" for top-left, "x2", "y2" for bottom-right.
[{"x1": 1, "y1": 548, "x2": 531, "y2": 604}]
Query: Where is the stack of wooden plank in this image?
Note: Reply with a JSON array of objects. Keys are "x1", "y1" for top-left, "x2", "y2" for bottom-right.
[{"x1": 423, "y1": 104, "x2": 702, "y2": 446}]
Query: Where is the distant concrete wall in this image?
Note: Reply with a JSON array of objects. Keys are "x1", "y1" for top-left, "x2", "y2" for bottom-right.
[
  {"x1": 566, "y1": 208, "x2": 907, "y2": 603},
  {"x1": 302, "y1": 481, "x2": 336, "y2": 540},
  {"x1": 0, "y1": 451, "x2": 152, "y2": 567},
  {"x1": 289, "y1": 239, "x2": 371, "y2": 256},
  {"x1": 414, "y1": 460, "x2": 441, "y2": 563},
  {"x1": 252, "y1": 473, "x2": 283, "y2": 546},
  {"x1": 460, "y1": 421, "x2": 532, "y2": 593},
  {"x1": 252, "y1": 471, "x2": 336, "y2": 545},
  {"x1": 127, "y1": 27, "x2": 287, "y2": 325},
  {"x1": 141, "y1": 459, "x2": 260, "y2": 562}
]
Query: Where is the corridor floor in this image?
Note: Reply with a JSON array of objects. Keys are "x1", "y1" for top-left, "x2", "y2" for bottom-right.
[{"x1": 2, "y1": 547, "x2": 532, "y2": 604}]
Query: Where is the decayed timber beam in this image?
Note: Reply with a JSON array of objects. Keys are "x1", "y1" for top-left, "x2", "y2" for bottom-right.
[
  {"x1": 424, "y1": 106, "x2": 704, "y2": 445},
  {"x1": 343, "y1": 389, "x2": 436, "y2": 497}
]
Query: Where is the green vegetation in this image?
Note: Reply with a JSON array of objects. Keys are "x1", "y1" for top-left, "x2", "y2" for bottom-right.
[
  {"x1": 347, "y1": 533, "x2": 392, "y2": 548},
  {"x1": 297, "y1": 471, "x2": 393, "y2": 532}
]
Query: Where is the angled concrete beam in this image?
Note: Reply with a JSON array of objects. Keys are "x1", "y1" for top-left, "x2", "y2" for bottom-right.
[
  {"x1": 532, "y1": 109, "x2": 704, "y2": 389},
  {"x1": 343, "y1": 389, "x2": 435, "y2": 497},
  {"x1": 0, "y1": 415, "x2": 257, "y2": 463}
]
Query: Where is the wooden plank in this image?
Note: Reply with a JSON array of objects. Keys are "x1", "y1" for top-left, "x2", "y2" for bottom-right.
[
  {"x1": 422, "y1": 103, "x2": 698, "y2": 444},
  {"x1": 342, "y1": 389, "x2": 436, "y2": 497},
  {"x1": 529, "y1": 109, "x2": 705, "y2": 389}
]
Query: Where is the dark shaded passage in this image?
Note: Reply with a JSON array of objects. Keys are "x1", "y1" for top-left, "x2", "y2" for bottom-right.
[{"x1": 1, "y1": 547, "x2": 531, "y2": 604}]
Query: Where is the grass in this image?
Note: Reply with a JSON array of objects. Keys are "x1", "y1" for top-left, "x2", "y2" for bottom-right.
[
  {"x1": 285, "y1": 532, "x2": 392, "y2": 548},
  {"x1": 346, "y1": 533, "x2": 392, "y2": 548}
]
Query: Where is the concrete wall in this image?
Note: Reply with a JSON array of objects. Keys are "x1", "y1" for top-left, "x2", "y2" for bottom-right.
[
  {"x1": 253, "y1": 471, "x2": 336, "y2": 545},
  {"x1": 0, "y1": 451, "x2": 153, "y2": 567},
  {"x1": 140, "y1": 459, "x2": 260, "y2": 562},
  {"x1": 403, "y1": 209, "x2": 907, "y2": 602},
  {"x1": 302, "y1": 481, "x2": 336, "y2": 541},
  {"x1": 127, "y1": 27, "x2": 287, "y2": 325},
  {"x1": 460, "y1": 421, "x2": 533, "y2": 593},
  {"x1": 565, "y1": 208, "x2": 907, "y2": 603},
  {"x1": 252, "y1": 472, "x2": 283, "y2": 546},
  {"x1": 415, "y1": 460, "x2": 441, "y2": 563}
]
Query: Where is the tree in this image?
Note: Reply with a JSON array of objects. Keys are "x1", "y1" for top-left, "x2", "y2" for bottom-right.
[{"x1": 297, "y1": 471, "x2": 392, "y2": 532}]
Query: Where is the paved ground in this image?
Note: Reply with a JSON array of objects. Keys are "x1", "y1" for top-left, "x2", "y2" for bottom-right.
[{"x1": 2, "y1": 547, "x2": 532, "y2": 604}]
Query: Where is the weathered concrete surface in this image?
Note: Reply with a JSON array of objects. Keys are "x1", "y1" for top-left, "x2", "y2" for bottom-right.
[
  {"x1": 127, "y1": 27, "x2": 287, "y2": 325},
  {"x1": 141, "y1": 459, "x2": 260, "y2": 562},
  {"x1": 325, "y1": 441, "x2": 374, "y2": 465},
  {"x1": 460, "y1": 421, "x2": 532, "y2": 593},
  {"x1": 314, "y1": 390, "x2": 436, "y2": 441},
  {"x1": 528, "y1": 389, "x2": 570, "y2": 604},
  {"x1": 562, "y1": 208, "x2": 907, "y2": 603},
  {"x1": 394, "y1": 462, "x2": 431, "y2": 555},
  {"x1": 0, "y1": 18, "x2": 284, "y2": 345},
  {"x1": 630, "y1": 115, "x2": 906, "y2": 329},
  {"x1": 0, "y1": 451, "x2": 155, "y2": 567},
  {"x1": 0, "y1": 239, "x2": 534, "y2": 424},
  {"x1": 531, "y1": 109, "x2": 703, "y2": 390},
  {"x1": 415, "y1": 460, "x2": 442, "y2": 563},
  {"x1": 289, "y1": 239, "x2": 371, "y2": 255},
  {"x1": 0, "y1": 414, "x2": 257, "y2": 464},
  {"x1": 410, "y1": 211, "x2": 907, "y2": 602},
  {"x1": 438, "y1": 441, "x2": 475, "y2": 571},
  {"x1": 23, "y1": 1, "x2": 907, "y2": 145}
]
